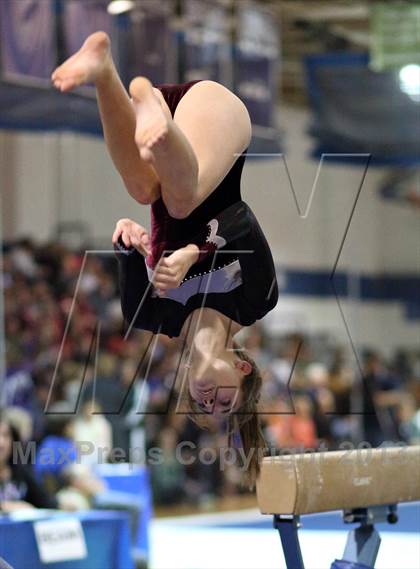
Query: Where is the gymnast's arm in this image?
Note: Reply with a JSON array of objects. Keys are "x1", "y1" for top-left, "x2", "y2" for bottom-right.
[
  {"x1": 112, "y1": 218, "x2": 151, "y2": 256},
  {"x1": 113, "y1": 201, "x2": 251, "y2": 294},
  {"x1": 151, "y1": 201, "x2": 253, "y2": 292},
  {"x1": 113, "y1": 201, "x2": 249, "y2": 258}
]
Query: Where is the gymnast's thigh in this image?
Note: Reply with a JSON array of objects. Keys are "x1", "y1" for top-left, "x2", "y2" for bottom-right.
[{"x1": 173, "y1": 81, "x2": 252, "y2": 204}]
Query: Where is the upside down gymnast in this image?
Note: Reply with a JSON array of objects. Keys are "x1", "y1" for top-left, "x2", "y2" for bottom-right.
[{"x1": 52, "y1": 31, "x2": 279, "y2": 484}]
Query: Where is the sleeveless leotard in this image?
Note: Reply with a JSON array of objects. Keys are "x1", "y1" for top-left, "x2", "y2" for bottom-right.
[
  {"x1": 116, "y1": 81, "x2": 278, "y2": 337},
  {"x1": 146, "y1": 80, "x2": 246, "y2": 277}
]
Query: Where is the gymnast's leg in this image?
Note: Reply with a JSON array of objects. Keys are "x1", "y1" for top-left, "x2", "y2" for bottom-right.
[
  {"x1": 51, "y1": 31, "x2": 160, "y2": 204},
  {"x1": 129, "y1": 78, "x2": 252, "y2": 218}
]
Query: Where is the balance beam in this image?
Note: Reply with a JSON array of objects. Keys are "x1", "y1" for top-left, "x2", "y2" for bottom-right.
[
  {"x1": 257, "y1": 446, "x2": 420, "y2": 515},
  {"x1": 256, "y1": 446, "x2": 420, "y2": 569}
]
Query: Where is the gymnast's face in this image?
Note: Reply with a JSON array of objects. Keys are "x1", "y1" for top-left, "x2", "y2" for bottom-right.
[{"x1": 188, "y1": 353, "x2": 253, "y2": 417}]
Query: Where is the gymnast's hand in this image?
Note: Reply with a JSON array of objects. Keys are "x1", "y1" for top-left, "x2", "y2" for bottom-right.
[
  {"x1": 112, "y1": 218, "x2": 151, "y2": 256},
  {"x1": 152, "y1": 244, "x2": 199, "y2": 296}
]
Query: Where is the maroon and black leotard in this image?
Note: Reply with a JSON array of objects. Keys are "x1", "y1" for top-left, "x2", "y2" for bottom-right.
[{"x1": 115, "y1": 81, "x2": 278, "y2": 338}]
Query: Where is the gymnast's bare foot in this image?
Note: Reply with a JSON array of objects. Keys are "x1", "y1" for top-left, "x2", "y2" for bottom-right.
[
  {"x1": 51, "y1": 31, "x2": 112, "y2": 92},
  {"x1": 129, "y1": 77, "x2": 170, "y2": 163}
]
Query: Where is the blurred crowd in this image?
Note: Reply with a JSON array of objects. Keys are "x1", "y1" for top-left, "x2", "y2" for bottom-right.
[{"x1": 2, "y1": 238, "x2": 420, "y2": 513}]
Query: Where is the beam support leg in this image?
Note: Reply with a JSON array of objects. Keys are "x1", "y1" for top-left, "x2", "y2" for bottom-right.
[
  {"x1": 273, "y1": 514, "x2": 305, "y2": 569},
  {"x1": 342, "y1": 524, "x2": 381, "y2": 567},
  {"x1": 339, "y1": 505, "x2": 398, "y2": 568}
]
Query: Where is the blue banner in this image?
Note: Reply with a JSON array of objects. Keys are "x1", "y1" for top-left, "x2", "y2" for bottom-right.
[
  {"x1": 234, "y1": 2, "x2": 279, "y2": 130},
  {"x1": 0, "y1": 80, "x2": 101, "y2": 135},
  {"x1": 62, "y1": 0, "x2": 113, "y2": 58},
  {"x1": 182, "y1": 0, "x2": 231, "y2": 85},
  {"x1": 124, "y1": 1, "x2": 176, "y2": 86},
  {"x1": 305, "y1": 53, "x2": 420, "y2": 166},
  {"x1": 0, "y1": 0, "x2": 56, "y2": 81}
]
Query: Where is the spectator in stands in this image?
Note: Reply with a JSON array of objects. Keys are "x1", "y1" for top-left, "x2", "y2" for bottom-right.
[
  {"x1": 328, "y1": 354, "x2": 355, "y2": 442},
  {"x1": 397, "y1": 394, "x2": 420, "y2": 444},
  {"x1": 265, "y1": 391, "x2": 318, "y2": 450},
  {"x1": 361, "y1": 350, "x2": 404, "y2": 445},
  {"x1": 2, "y1": 407, "x2": 33, "y2": 445},
  {"x1": 119, "y1": 360, "x2": 150, "y2": 462},
  {"x1": 34, "y1": 403, "x2": 142, "y2": 543},
  {"x1": 73, "y1": 400, "x2": 112, "y2": 466},
  {"x1": 150, "y1": 428, "x2": 186, "y2": 506},
  {"x1": 264, "y1": 398, "x2": 294, "y2": 449},
  {"x1": 288, "y1": 394, "x2": 318, "y2": 449},
  {"x1": 81, "y1": 354, "x2": 127, "y2": 450},
  {"x1": 34, "y1": 405, "x2": 105, "y2": 509},
  {"x1": 311, "y1": 388, "x2": 336, "y2": 447},
  {"x1": 4, "y1": 342, "x2": 34, "y2": 413},
  {"x1": 0, "y1": 413, "x2": 57, "y2": 512},
  {"x1": 9, "y1": 238, "x2": 38, "y2": 280}
]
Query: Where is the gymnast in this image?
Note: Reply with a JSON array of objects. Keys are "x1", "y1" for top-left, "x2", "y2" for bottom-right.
[{"x1": 52, "y1": 31, "x2": 278, "y2": 484}]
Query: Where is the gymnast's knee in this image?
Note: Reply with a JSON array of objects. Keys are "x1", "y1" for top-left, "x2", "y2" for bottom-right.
[
  {"x1": 163, "y1": 195, "x2": 195, "y2": 219},
  {"x1": 124, "y1": 179, "x2": 160, "y2": 205}
]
